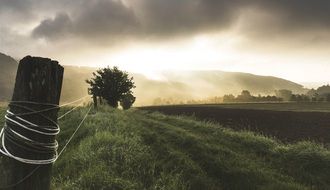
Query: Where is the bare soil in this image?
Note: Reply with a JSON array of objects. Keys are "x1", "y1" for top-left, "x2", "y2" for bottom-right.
[{"x1": 140, "y1": 105, "x2": 330, "y2": 143}]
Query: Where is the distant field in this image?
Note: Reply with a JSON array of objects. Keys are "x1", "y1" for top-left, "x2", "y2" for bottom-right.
[
  {"x1": 1, "y1": 105, "x2": 330, "y2": 189},
  {"x1": 166, "y1": 102, "x2": 330, "y2": 112},
  {"x1": 140, "y1": 103, "x2": 330, "y2": 144}
]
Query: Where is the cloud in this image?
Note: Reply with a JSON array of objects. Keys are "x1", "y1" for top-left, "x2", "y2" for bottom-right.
[
  {"x1": 256, "y1": 0, "x2": 330, "y2": 28},
  {"x1": 31, "y1": 0, "x2": 243, "y2": 41},
  {"x1": 0, "y1": 0, "x2": 36, "y2": 24},
  {"x1": 2, "y1": 0, "x2": 330, "y2": 60},
  {"x1": 29, "y1": 0, "x2": 330, "y2": 43},
  {"x1": 74, "y1": 0, "x2": 139, "y2": 36},
  {"x1": 32, "y1": 0, "x2": 139, "y2": 41},
  {"x1": 0, "y1": 27, "x2": 39, "y2": 58},
  {"x1": 2, "y1": 0, "x2": 330, "y2": 84},
  {"x1": 130, "y1": 0, "x2": 240, "y2": 36},
  {"x1": 0, "y1": 0, "x2": 32, "y2": 12},
  {"x1": 32, "y1": 13, "x2": 72, "y2": 39}
]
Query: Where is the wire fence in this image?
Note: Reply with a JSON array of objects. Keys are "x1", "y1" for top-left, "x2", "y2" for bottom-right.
[{"x1": 0, "y1": 96, "x2": 92, "y2": 189}]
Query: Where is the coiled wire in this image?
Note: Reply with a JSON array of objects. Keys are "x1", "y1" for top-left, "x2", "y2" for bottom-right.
[
  {"x1": 0, "y1": 96, "x2": 91, "y2": 189},
  {"x1": 0, "y1": 96, "x2": 89, "y2": 165},
  {"x1": 0, "y1": 101, "x2": 60, "y2": 165}
]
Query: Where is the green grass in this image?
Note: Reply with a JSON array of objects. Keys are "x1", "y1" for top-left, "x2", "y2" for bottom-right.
[{"x1": 1, "y1": 105, "x2": 330, "y2": 189}]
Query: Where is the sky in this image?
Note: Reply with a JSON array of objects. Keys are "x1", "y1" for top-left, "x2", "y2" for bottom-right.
[{"x1": 1, "y1": 0, "x2": 330, "y2": 85}]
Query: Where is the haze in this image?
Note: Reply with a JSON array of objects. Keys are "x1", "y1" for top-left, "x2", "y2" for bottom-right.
[{"x1": 1, "y1": 0, "x2": 330, "y2": 85}]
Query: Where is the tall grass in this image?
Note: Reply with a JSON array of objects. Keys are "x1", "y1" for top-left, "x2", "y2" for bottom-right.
[{"x1": 1, "y1": 106, "x2": 330, "y2": 189}]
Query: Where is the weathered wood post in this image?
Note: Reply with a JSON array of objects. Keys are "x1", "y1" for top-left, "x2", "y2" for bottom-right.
[{"x1": 0, "y1": 56, "x2": 63, "y2": 189}]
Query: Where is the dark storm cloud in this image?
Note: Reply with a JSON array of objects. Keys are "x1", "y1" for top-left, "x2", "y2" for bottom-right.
[
  {"x1": 73, "y1": 0, "x2": 139, "y2": 36},
  {"x1": 23, "y1": 0, "x2": 330, "y2": 42},
  {"x1": 31, "y1": 0, "x2": 245, "y2": 41},
  {"x1": 255, "y1": 0, "x2": 330, "y2": 27},
  {"x1": 0, "y1": 0, "x2": 31, "y2": 11},
  {"x1": 239, "y1": 0, "x2": 330, "y2": 38},
  {"x1": 32, "y1": 0, "x2": 139, "y2": 40},
  {"x1": 32, "y1": 13, "x2": 72, "y2": 39},
  {"x1": 132, "y1": 0, "x2": 241, "y2": 36},
  {"x1": 0, "y1": 0, "x2": 36, "y2": 22}
]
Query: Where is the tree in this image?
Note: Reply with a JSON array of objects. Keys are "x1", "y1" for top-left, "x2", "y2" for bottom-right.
[
  {"x1": 290, "y1": 94, "x2": 310, "y2": 102},
  {"x1": 326, "y1": 94, "x2": 330, "y2": 102},
  {"x1": 223, "y1": 94, "x2": 235, "y2": 102},
  {"x1": 275, "y1": 89, "x2": 293, "y2": 101},
  {"x1": 86, "y1": 66, "x2": 136, "y2": 108},
  {"x1": 120, "y1": 93, "x2": 136, "y2": 110},
  {"x1": 237, "y1": 90, "x2": 252, "y2": 102}
]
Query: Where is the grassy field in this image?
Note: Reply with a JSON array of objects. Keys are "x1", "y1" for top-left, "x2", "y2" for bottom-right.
[{"x1": 1, "y1": 105, "x2": 330, "y2": 189}]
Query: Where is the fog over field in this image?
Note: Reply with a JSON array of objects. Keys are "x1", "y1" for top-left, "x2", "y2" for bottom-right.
[{"x1": 0, "y1": 52, "x2": 308, "y2": 105}]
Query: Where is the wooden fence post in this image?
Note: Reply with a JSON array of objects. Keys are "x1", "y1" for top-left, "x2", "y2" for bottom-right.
[{"x1": 0, "y1": 56, "x2": 64, "y2": 190}]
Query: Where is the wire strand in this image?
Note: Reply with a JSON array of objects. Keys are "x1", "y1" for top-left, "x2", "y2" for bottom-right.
[
  {"x1": 58, "y1": 105, "x2": 92, "y2": 157},
  {"x1": 0, "y1": 165, "x2": 41, "y2": 189},
  {"x1": 6, "y1": 96, "x2": 89, "y2": 118},
  {"x1": 59, "y1": 96, "x2": 89, "y2": 107},
  {"x1": 0, "y1": 104, "x2": 92, "y2": 189},
  {"x1": 0, "y1": 103, "x2": 59, "y2": 164},
  {"x1": 58, "y1": 102, "x2": 84, "y2": 120},
  {"x1": 0, "y1": 96, "x2": 90, "y2": 164}
]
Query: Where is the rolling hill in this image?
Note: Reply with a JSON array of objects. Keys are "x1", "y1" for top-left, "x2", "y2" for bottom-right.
[
  {"x1": 0, "y1": 53, "x2": 308, "y2": 105},
  {"x1": 0, "y1": 53, "x2": 18, "y2": 100}
]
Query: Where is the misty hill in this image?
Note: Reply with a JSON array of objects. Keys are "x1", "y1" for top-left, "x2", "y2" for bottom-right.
[
  {"x1": 58, "y1": 69, "x2": 308, "y2": 106},
  {"x1": 0, "y1": 53, "x2": 18, "y2": 100},
  {"x1": 161, "y1": 70, "x2": 307, "y2": 97},
  {"x1": 0, "y1": 53, "x2": 307, "y2": 105}
]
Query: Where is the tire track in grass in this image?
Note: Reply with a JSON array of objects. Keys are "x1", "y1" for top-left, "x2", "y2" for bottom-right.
[
  {"x1": 130, "y1": 111, "x2": 305, "y2": 190},
  {"x1": 143, "y1": 112, "x2": 330, "y2": 190}
]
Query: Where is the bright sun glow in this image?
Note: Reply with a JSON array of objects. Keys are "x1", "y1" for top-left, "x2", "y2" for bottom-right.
[
  {"x1": 61, "y1": 32, "x2": 330, "y2": 84},
  {"x1": 97, "y1": 33, "x2": 242, "y2": 79}
]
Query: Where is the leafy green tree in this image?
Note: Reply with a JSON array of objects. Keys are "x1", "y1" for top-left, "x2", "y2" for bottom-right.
[
  {"x1": 120, "y1": 93, "x2": 136, "y2": 110},
  {"x1": 86, "y1": 66, "x2": 136, "y2": 108}
]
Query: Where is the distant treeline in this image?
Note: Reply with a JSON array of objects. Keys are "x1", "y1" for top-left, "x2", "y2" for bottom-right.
[
  {"x1": 152, "y1": 84, "x2": 330, "y2": 105},
  {"x1": 152, "y1": 96, "x2": 223, "y2": 105},
  {"x1": 275, "y1": 86, "x2": 330, "y2": 102},
  {"x1": 223, "y1": 90, "x2": 282, "y2": 103}
]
